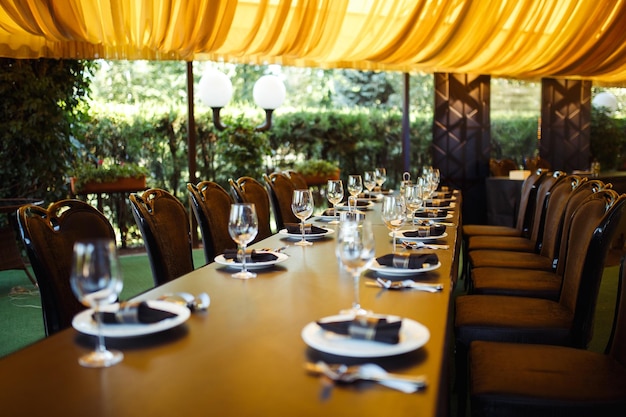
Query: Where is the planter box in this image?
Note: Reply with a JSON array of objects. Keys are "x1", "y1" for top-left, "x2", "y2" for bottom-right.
[
  {"x1": 71, "y1": 176, "x2": 146, "y2": 195},
  {"x1": 302, "y1": 169, "x2": 341, "y2": 186}
]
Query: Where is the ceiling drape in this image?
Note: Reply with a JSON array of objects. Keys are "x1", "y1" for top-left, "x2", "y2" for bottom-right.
[{"x1": 1, "y1": 0, "x2": 626, "y2": 83}]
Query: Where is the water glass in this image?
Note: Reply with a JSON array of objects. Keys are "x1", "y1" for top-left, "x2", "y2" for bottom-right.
[
  {"x1": 228, "y1": 203, "x2": 259, "y2": 279},
  {"x1": 326, "y1": 180, "x2": 344, "y2": 225},
  {"x1": 291, "y1": 189, "x2": 314, "y2": 246}
]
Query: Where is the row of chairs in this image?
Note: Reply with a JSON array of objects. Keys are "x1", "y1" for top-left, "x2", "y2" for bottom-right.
[
  {"x1": 457, "y1": 170, "x2": 626, "y2": 415},
  {"x1": 16, "y1": 171, "x2": 310, "y2": 336}
]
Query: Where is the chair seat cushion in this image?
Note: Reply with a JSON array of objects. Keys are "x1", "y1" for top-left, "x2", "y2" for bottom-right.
[
  {"x1": 455, "y1": 295, "x2": 573, "y2": 347},
  {"x1": 469, "y1": 249, "x2": 553, "y2": 271},
  {"x1": 470, "y1": 341, "x2": 626, "y2": 416},
  {"x1": 471, "y1": 267, "x2": 561, "y2": 300},
  {"x1": 468, "y1": 235, "x2": 536, "y2": 252},
  {"x1": 463, "y1": 224, "x2": 521, "y2": 238}
]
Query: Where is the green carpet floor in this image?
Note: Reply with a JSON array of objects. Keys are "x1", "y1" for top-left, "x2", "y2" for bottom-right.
[{"x1": 0, "y1": 251, "x2": 620, "y2": 359}]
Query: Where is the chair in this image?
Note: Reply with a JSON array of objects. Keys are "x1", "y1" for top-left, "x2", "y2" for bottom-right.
[
  {"x1": 285, "y1": 170, "x2": 308, "y2": 189},
  {"x1": 489, "y1": 158, "x2": 518, "y2": 177},
  {"x1": 263, "y1": 172, "x2": 300, "y2": 231},
  {"x1": 129, "y1": 188, "x2": 194, "y2": 287},
  {"x1": 455, "y1": 189, "x2": 626, "y2": 414},
  {"x1": 525, "y1": 155, "x2": 551, "y2": 172},
  {"x1": 467, "y1": 171, "x2": 568, "y2": 254},
  {"x1": 187, "y1": 181, "x2": 235, "y2": 264},
  {"x1": 16, "y1": 199, "x2": 116, "y2": 336},
  {"x1": 229, "y1": 176, "x2": 273, "y2": 242},
  {"x1": 468, "y1": 256, "x2": 626, "y2": 416}
]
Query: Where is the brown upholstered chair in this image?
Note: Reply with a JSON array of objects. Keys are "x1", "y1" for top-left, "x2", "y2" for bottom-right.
[
  {"x1": 455, "y1": 189, "x2": 626, "y2": 414},
  {"x1": 187, "y1": 181, "x2": 236, "y2": 264},
  {"x1": 467, "y1": 171, "x2": 568, "y2": 254},
  {"x1": 129, "y1": 188, "x2": 195, "y2": 287},
  {"x1": 285, "y1": 170, "x2": 308, "y2": 189},
  {"x1": 525, "y1": 155, "x2": 551, "y2": 172},
  {"x1": 229, "y1": 176, "x2": 273, "y2": 242},
  {"x1": 263, "y1": 172, "x2": 300, "y2": 231},
  {"x1": 16, "y1": 199, "x2": 116, "y2": 336},
  {"x1": 468, "y1": 256, "x2": 626, "y2": 416},
  {"x1": 489, "y1": 158, "x2": 518, "y2": 176}
]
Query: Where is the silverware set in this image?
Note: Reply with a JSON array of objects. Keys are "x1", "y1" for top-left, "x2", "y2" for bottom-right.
[
  {"x1": 401, "y1": 240, "x2": 449, "y2": 250},
  {"x1": 367, "y1": 278, "x2": 443, "y2": 293}
]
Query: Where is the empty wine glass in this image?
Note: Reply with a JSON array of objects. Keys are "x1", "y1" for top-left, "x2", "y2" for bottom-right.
[
  {"x1": 363, "y1": 171, "x2": 376, "y2": 196},
  {"x1": 381, "y1": 195, "x2": 406, "y2": 253},
  {"x1": 347, "y1": 175, "x2": 363, "y2": 197},
  {"x1": 326, "y1": 179, "x2": 344, "y2": 225},
  {"x1": 374, "y1": 167, "x2": 387, "y2": 193},
  {"x1": 336, "y1": 220, "x2": 375, "y2": 316},
  {"x1": 70, "y1": 239, "x2": 124, "y2": 368},
  {"x1": 405, "y1": 184, "x2": 423, "y2": 225},
  {"x1": 291, "y1": 189, "x2": 314, "y2": 246},
  {"x1": 228, "y1": 203, "x2": 259, "y2": 279}
]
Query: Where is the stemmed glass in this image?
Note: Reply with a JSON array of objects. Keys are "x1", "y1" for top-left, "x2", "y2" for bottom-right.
[
  {"x1": 336, "y1": 220, "x2": 375, "y2": 316},
  {"x1": 326, "y1": 179, "x2": 344, "y2": 225},
  {"x1": 228, "y1": 203, "x2": 259, "y2": 279},
  {"x1": 70, "y1": 239, "x2": 124, "y2": 368},
  {"x1": 347, "y1": 175, "x2": 363, "y2": 211},
  {"x1": 374, "y1": 167, "x2": 387, "y2": 193},
  {"x1": 381, "y1": 195, "x2": 406, "y2": 253},
  {"x1": 291, "y1": 189, "x2": 314, "y2": 246},
  {"x1": 363, "y1": 171, "x2": 376, "y2": 197},
  {"x1": 405, "y1": 184, "x2": 423, "y2": 225}
]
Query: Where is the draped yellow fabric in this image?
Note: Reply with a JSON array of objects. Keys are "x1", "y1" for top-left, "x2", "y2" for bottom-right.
[{"x1": 1, "y1": 0, "x2": 626, "y2": 83}]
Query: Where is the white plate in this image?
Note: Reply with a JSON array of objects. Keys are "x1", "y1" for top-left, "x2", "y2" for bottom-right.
[
  {"x1": 392, "y1": 231, "x2": 448, "y2": 241},
  {"x1": 368, "y1": 260, "x2": 442, "y2": 277},
  {"x1": 301, "y1": 314, "x2": 430, "y2": 357},
  {"x1": 72, "y1": 300, "x2": 191, "y2": 338},
  {"x1": 278, "y1": 227, "x2": 334, "y2": 240},
  {"x1": 311, "y1": 215, "x2": 338, "y2": 223},
  {"x1": 214, "y1": 252, "x2": 289, "y2": 270},
  {"x1": 336, "y1": 201, "x2": 375, "y2": 210},
  {"x1": 414, "y1": 213, "x2": 454, "y2": 221}
]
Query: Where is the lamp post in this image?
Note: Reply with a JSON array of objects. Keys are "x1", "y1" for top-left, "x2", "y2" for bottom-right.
[{"x1": 198, "y1": 68, "x2": 286, "y2": 131}]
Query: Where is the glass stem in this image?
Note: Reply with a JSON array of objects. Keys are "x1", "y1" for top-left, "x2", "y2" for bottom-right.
[
  {"x1": 95, "y1": 306, "x2": 106, "y2": 353},
  {"x1": 392, "y1": 231, "x2": 396, "y2": 253},
  {"x1": 353, "y1": 272, "x2": 361, "y2": 312},
  {"x1": 301, "y1": 220, "x2": 305, "y2": 243},
  {"x1": 239, "y1": 243, "x2": 247, "y2": 273}
]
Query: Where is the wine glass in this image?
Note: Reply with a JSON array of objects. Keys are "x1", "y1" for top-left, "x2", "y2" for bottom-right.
[
  {"x1": 374, "y1": 167, "x2": 387, "y2": 193},
  {"x1": 347, "y1": 175, "x2": 363, "y2": 197},
  {"x1": 291, "y1": 189, "x2": 314, "y2": 246},
  {"x1": 326, "y1": 179, "x2": 344, "y2": 225},
  {"x1": 228, "y1": 203, "x2": 259, "y2": 279},
  {"x1": 70, "y1": 239, "x2": 124, "y2": 368},
  {"x1": 335, "y1": 219, "x2": 375, "y2": 316},
  {"x1": 405, "y1": 184, "x2": 423, "y2": 225},
  {"x1": 363, "y1": 171, "x2": 376, "y2": 196},
  {"x1": 381, "y1": 195, "x2": 406, "y2": 253}
]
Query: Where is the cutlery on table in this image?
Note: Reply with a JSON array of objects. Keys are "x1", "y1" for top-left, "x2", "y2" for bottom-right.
[
  {"x1": 402, "y1": 241, "x2": 449, "y2": 250},
  {"x1": 158, "y1": 292, "x2": 210, "y2": 311},
  {"x1": 367, "y1": 278, "x2": 443, "y2": 293},
  {"x1": 305, "y1": 361, "x2": 427, "y2": 393}
]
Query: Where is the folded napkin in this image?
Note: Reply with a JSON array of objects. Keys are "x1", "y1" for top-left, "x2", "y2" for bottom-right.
[
  {"x1": 317, "y1": 315, "x2": 402, "y2": 344},
  {"x1": 424, "y1": 199, "x2": 450, "y2": 208},
  {"x1": 223, "y1": 249, "x2": 278, "y2": 263},
  {"x1": 285, "y1": 223, "x2": 327, "y2": 234},
  {"x1": 376, "y1": 253, "x2": 439, "y2": 269},
  {"x1": 414, "y1": 209, "x2": 448, "y2": 218},
  {"x1": 402, "y1": 224, "x2": 446, "y2": 237},
  {"x1": 94, "y1": 301, "x2": 177, "y2": 324},
  {"x1": 432, "y1": 191, "x2": 453, "y2": 199}
]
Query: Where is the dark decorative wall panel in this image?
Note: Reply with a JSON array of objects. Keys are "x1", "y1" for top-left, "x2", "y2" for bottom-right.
[
  {"x1": 540, "y1": 78, "x2": 592, "y2": 172},
  {"x1": 433, "y1": 73, "x2": 491, "y2": 225}
]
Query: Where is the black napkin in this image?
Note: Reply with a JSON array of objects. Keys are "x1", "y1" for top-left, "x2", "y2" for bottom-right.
[
  {"x1": 376, "y1": 253, "x2": 439, "y2": 269},
  {"x1": 402, "y1": 224, "x2": 446, "y2": 237},
  {"x1": 432, "y1": 191, "x2": 453, "y2": 199},
  {"x1": 317, "y1": 315, "x2": 402, "y2": 344},
  {"x1": 94, "y1": 301, "x2": 177, "y2": 324},
  {"x1": 285, "y1": 223, "x2": 327, "y2": 234},
  {"x1": 223, "y1": 249, "x2": 278, "y2": 262},
  {"x1": 425, "y1": 199, "x2": 450, "y2": 208},
  {"x1": 414, "y1": 209, "x2": 448, "y2": 218}
]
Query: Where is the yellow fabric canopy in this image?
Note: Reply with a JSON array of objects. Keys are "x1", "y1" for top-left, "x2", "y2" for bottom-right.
[{"x1": 1, "y1": 0, "x2": 626, "y2": 83}]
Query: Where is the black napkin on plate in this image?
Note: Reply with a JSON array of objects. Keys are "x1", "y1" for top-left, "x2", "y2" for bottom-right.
[
  {"x1": 317, "y1": 315, "x2": 402, "y2": 344},
  {"x1": 376, "y1": 253, "x2": 439, "y2": 269},
  {"x1": 414, "y1": 209, "x2": 448, "y2": 218},
  {"x1": 285, "y1": 223, "x2": 327, "y2": 234},
  {"x1": 223, "y1": 249, "x2": 278, "y2": 262},
  {"x1": 94, "y1": 301, "x2": 177, "y2": 324},
  {"x1": 432, "y1": 191, "x2": 453, "y2": 199},
  {"x1": 402, "y1": 224, "x2": 446, "y2": 237},
  {"x1": 425, "y1": 199, "x2": 450, "y2": 208}
]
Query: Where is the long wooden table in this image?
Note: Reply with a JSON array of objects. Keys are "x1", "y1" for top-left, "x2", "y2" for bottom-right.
[{"x1": 0, "y1": 194, "x2": 461, "y2": 417}]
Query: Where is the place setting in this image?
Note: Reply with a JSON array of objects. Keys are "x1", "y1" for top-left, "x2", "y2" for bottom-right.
[
  {"x1": 214, "y1": 248, "x2": 289, "y2": 271},
  {"x1": 278, "y1": 189, "x2": 334, "y2": 244},
  {"x1": 367, "y1": 252, "x2": 442, "y2": 278},
  {"x1": 391, "y1": 223, "x2": 448, "y2": 242}
]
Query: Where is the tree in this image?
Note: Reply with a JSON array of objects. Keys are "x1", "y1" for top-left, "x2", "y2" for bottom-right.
[
  {"x1": 0, "y1": 59, "x2": 94, "y2": 201},
  {"x1": 333, "y1": 69, "x2": 396, "y2": 108}
]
